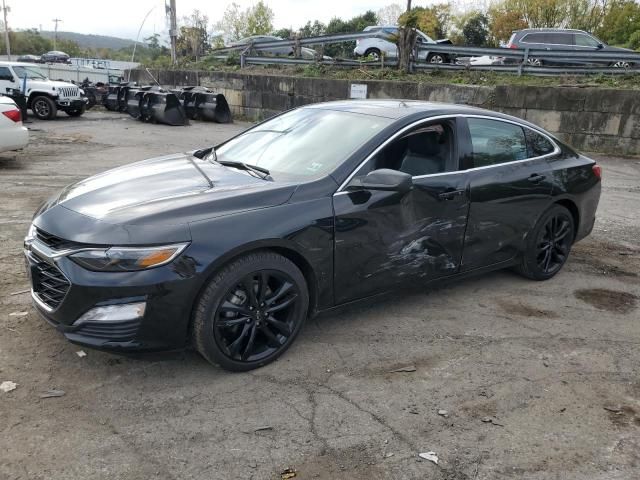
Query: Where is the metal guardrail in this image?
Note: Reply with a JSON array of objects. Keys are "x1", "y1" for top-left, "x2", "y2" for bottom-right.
[{"x1": 211, "y1": 30, "x2": 640, "y2": 76}]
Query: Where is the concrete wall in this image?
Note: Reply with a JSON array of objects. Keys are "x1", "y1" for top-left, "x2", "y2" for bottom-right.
[{"x1": 128, "y1": 69, "x2": 640, "y2": 156}]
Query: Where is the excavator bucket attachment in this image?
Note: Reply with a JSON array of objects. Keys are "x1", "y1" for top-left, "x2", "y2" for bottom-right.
[
  {"x1": 177, "y1": 87, "x2": 233, "y2": 123},
  {"x1": 139, "y1": 90, "x2": 189, "y2": 126},
  {"x1": 125, "y1": 87, "x2": 151, "y2": 119}
]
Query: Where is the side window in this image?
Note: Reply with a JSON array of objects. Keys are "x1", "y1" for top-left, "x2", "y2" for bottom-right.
[
  {"x1": 522, "y1": 33, "x2": 544, "y2": 44},
  {"x1": 548, "y1": 33, "x2": 573, "y2": 45},
  {"x1": 524, "y1": 128, "x2": 555, "y2": 157},
  {"x1": 361, "y1": 121, "x2": 456, "y2": 177},
  {"x1": 0, "y1": 67, "x2": 13, "y2": 81},
  {"x1": 575, "y1": 34, "x2": 599, "y2": 47},
  {"x1": 468, "y1": 118, "x2": 528, "y2": 168}
]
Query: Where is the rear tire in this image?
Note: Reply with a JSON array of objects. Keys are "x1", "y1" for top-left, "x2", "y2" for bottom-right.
[
  {"x1": 516, "y1": 205, "x2": 575, "y2": 281},
  {"x1": 31, "y1": 96, "x2": 57, "y2": 120},
  {"x1": 427, "y1": 53, "x2": 446, "y2": 64},
  {"x1": 192, "y1": 251, "x2": 309, "y2": 371},
  {"x1": 364, "y1": 48, "x2": 382, "y2": 61}
]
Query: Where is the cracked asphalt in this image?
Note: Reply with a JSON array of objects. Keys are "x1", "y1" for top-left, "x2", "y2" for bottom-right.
[{"x1": 1, "y1": 110, "x2": 639, "y2": 480}]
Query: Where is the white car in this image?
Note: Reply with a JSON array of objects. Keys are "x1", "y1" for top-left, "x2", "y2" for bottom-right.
[
  {"x1": 0, "y1": 62, "x2": 86, "y2": 120},
  {"x1": 354, "y1": 25, "x2": 452, "y2": 63},
  {"x1": 0, "y1": 96, "x2": 28, "y2": 152}
]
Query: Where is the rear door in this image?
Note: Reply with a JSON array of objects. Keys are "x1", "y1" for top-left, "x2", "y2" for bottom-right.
[{"x1": 459, "y1": 116, "x2": 557, "y2": 272}]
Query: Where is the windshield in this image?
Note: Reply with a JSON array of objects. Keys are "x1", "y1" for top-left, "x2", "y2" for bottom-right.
[
  {"x1": 13, "y1": 66, "x2": 47, "y2": 80},
  {"x1": 215, "y1": 108, "x2": 392, "y2": 181}
]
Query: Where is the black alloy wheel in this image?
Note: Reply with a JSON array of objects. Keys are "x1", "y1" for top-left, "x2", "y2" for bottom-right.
[
  {"x1": 193, "y1": 251, "x2": 308, "y2": 371},
  {"x1": 516, "y1": 205, "x2": 574, "y2": 280},
  {"x1": 31, "y1": 96, "x2": 57, "y2": 120}
]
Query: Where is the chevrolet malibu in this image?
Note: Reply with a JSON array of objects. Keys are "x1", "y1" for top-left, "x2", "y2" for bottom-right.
[{"x1": 25, "y1": 100, "x2": 601, "y2": 371}]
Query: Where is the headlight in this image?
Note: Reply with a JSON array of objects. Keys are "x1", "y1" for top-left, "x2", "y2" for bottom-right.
[{"x1": 69, "y1": 243, "x2": 189, "y2": 272}]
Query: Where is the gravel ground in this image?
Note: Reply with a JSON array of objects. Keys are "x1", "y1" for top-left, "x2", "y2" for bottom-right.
[{"x1": 1, "y1": 110, "x2": 639, "y2": 480}]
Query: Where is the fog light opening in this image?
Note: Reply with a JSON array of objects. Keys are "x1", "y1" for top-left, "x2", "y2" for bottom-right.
[{"x1": 73, "y1": 302, "x2": 146, "y2": 325}]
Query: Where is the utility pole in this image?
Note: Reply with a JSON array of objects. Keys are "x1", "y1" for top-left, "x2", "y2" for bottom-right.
[
  {"x1": 167, "y1": 0, "x2": 177, "y2": 64},
  {"x1": 52, "y1": 18, "x2": 62, "y2": 50},
  {"x1": 2, "y1": 0, "x2": 10, "y2": 60}
]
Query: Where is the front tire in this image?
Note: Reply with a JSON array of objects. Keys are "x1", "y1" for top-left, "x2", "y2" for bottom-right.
[
  {"x1": 516, "y1": 205, "x2": 575, "y2": 281},
  {"x1": 31, "y1": 95, "x2": 57, "y2": 120},
  {"x1": 192, "y1": 251, "x2": 309, "y2": 371}
]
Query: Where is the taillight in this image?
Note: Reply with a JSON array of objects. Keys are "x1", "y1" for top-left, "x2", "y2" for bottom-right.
[
  {"x1": 592, "y1": 164, "x2": 602, "y2": 179},
  {"x1": 508, "y1": 43, "x2": 518, "y2": 49},
  {"x1": 2, "y1": 109, "x2": 21, "y2": 123}
]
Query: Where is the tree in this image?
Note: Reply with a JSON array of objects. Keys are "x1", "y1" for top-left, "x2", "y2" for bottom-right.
[
  {"x1": 397, "y1": 0, "x2": 417, "y2": 73},
  {"x1": 596, "y1": 0, "x2": 640, "y2": 45},
  {"x1": 404, "y1": 4, "x2": 451, "y2": 39},
  {"x1": 299, "y1": 20, "x2": 326, "y2": 38},
  {"x1": 177, "y1": 9, "x2": 210, "y2": 60},
  {"x1": 246, "y1": 1, "x2": 274, "y2": 36},
  {"x1": 215, "y1": 1, "x2": 274, "y2": 42},
  {"x1": 324, "y1": 10, "x2": 377, "y2": 57},
  {"x1": 377, "y1": 3, "x2": 403, "y2": 25},
  {"x1": 462, "y1": 13, "x2": 489, "y2": 46},
  {"x1": 488, "y1": 5, "x2": 527, "y2": 43}
]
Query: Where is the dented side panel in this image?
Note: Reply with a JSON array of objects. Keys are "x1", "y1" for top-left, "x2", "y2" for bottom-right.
[{"x1": 333, "y1": 172, "x2": 470, "y2": 304}]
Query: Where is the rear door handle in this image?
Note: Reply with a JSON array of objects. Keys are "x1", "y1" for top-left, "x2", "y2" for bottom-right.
[
  {"x1": 438, "y1": 189, "x2": 465, "y2": 200},
  {"x1": 528, "y1": 174, "x2": 546, "y2": 183}
]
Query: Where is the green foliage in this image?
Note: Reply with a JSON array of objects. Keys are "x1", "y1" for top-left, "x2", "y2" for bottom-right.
[
  {"x1": 324, "y1": 10, "x2": 377, "y2": 57},
  {"x1": 177, "y1": 10, "x2": 211, "y2": 60},
  {"x1": 399, "y1": 4, "x2": 451, "y2": 39},
  {"x1": 596, "y1": 0, "x2": 640, "y2": 46},
  {"x1": 0, "y1": 29, "x2": 52, "y2": 55},
  {"x1": 462, "y1": 13, "x2": 489, "y2": 46},
  {"x1": 215, "y1": 1, "x2": 274, "y2": 42}
]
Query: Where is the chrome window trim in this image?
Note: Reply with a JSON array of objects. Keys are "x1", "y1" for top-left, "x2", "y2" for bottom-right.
[
  {"x1": 520, "y1": 32, "x2": 575, "y2": 46},
  {"x1": 334, "y1": 114, "x2": 560, "y2": 196}
]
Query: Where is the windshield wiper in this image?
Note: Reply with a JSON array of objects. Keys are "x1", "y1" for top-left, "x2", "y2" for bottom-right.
[
  {"x1": 193, "y1": 146, "x2": 272, "y2": 181},
  {"x1": 217, "y1": 160, "x2": 272, "y2": 180}
]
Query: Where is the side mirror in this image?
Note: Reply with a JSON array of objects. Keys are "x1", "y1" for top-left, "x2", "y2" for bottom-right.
[
  {"x1": 597, "y1": 43, "x2": 604, "y2": 49},
  {"x1": 350, "y1": 169, "x2": 412, "y2": 193}
]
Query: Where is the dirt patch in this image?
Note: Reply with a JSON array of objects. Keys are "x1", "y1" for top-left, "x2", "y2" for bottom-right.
[
  {"x1": 574, "y1": 288, "x2": 638, "y2": 314},
  {"x1": 496, "y1": 299, "x2": 556, "y2": 318},
  {"x1": 605, "y1": 405, "x2": 640, "y2": 428},
  {"x1": 571, "y1": 241, "x2": 640, "y2": 281},
  {"x1": 291, "y1": 444, "x2": 385, "y2": 479}
]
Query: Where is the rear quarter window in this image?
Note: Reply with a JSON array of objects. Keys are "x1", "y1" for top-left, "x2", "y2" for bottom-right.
[{"x1": 524, "y1": 129, "x2": 556, "y2": 157}]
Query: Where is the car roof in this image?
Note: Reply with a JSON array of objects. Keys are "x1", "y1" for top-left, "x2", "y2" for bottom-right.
[
  {"x1": 0, "y1": 61, "x2": 43, "y2": 67},
  {"x1": 303, "y1": 99, "x2": 505, "y2": 120},
  {"x1": 515, "y1": 28, "x2": 589, "y2": 34}
]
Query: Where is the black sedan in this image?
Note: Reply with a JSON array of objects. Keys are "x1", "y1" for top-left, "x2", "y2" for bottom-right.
[{"x1": 24, "y1": 101, "x2": 601, "y2": 371}]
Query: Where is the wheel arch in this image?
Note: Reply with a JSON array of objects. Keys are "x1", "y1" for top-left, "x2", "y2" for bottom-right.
[
  {"x1": 554, "y1": 198, "x2": 580, "y2": 240},
  {"x1": 27, "y1": 91, "x2": 57, "y2": 107},
  {"x1": 186, "y1": 240, "x2": 320, "y2": 337}
]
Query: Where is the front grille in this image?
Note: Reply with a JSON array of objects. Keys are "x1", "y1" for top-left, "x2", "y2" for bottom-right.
[
  {"x1": 35, "y1": 228, "x2": 74, "y2": 250},
  {"x1": 59, "y1": 86, "x2": 80, "y2": 98},
  {"x1": 31, "y1": 255, "x2": 71, "y2": 310}
]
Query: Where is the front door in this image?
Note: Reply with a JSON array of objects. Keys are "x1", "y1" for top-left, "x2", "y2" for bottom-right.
[
  {"x1": 333, "y1": 118, "x2": 470, "y2": 304},
  {"x1": 0, "y1": 66, "x2": 19, "y2": 95}
]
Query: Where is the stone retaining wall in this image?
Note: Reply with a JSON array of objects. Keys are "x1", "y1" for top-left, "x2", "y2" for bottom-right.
[{"x1": 128, "y1": 69, "x2": 640, "y2": 156}]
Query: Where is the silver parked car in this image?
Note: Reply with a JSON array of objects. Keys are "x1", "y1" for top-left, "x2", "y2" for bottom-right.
[{"x1": 354, "y1": 25, "x2": 452, "y2": 63}]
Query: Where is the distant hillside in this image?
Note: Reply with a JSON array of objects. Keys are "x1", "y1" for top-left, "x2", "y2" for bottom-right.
[{"x1": 38, "y1": 31, "x2": 136, "y2": 50}]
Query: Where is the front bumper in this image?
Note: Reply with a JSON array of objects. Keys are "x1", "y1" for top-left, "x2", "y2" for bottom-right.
[
  {"x1": 56, "y1": 98, "x2": 87, "y2": 109},
  {"x1": 24, "y1": 240, "x2": 200, "y2": 352}
]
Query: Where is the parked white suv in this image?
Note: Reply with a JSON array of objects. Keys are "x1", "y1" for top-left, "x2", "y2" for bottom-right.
[
  {"x1": 354, "y1": 25, "x2": 452, "y2": 63},
  {"x1": 0, "y1": 62, "x2": 87, "y2": 120}
]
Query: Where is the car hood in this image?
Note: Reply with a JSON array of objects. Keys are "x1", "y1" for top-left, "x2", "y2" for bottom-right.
[
  {"x1": 33, "y1": 153, "x2": 297, "y2": 244},
  {"x1": 603, "y1": 45, "x2": 633, "y2": 52}
]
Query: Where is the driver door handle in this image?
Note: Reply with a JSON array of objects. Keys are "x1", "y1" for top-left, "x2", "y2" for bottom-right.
[
  {"x1": 438, "y1": 189, "x2": 465, "y2": 200},
  {"x1": 528, "y1": 173, "x2": 546, "y2": 183}
]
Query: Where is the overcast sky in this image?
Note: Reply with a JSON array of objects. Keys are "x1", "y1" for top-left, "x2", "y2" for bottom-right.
[{"x1": 9, "y1": 0, "x2": 440, "y2": 41}]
